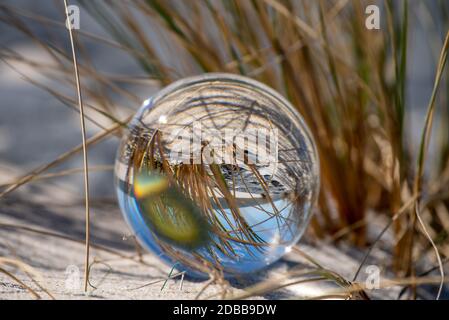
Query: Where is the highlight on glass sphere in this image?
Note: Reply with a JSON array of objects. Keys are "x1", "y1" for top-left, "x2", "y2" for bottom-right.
[{"x1": 114, "y1": 73, "x2": 319, "y2": 277}]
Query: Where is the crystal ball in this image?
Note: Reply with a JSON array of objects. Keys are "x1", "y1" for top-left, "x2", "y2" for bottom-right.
[{"x1": 115, "y1": 73, "x2": 319, "y2": 277}]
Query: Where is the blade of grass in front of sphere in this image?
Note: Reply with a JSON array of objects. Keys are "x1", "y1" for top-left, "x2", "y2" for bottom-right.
[{"x1": 64, "y1": 0, "x2": 91, "y2": 293}]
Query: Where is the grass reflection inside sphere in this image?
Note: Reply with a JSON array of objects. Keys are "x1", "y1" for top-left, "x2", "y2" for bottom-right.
[{"x1": 115, "y1": 73, "x2": 319, "y2": 277}]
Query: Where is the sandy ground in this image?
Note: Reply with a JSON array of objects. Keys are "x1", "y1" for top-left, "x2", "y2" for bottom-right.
[{"x1": 1, "y1": 164, "x2": 410, "y2": 300}]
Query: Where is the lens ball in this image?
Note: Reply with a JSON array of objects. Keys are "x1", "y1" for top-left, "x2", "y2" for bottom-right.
[{"x1": 115, "y1": 73, "x2": 319, "y2": 277}]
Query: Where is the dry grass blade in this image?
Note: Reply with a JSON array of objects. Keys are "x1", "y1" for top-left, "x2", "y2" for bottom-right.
[
  {"x1": 414, "y1": 31, "x2": 449, "y2": 201},
  {"x1": 0, "y1": 165, "x2": 113, "y2": 188},
  {"x1": 0, "y1": 257, "x2": 55, "y2": 299},
  {"x1": 225, "y1": 266, "x2": 366, "y2": 300},
  {"x1": 310, "y1": 275, "x2": 449, "y2": 300},
  {"x1": 63, "y1": 0, "x2": 90, "y2": 293},
  {"x1": 0, "y1": 265, "x2": 41, "y2": 299},
  {"x1": 0, "y1": 222, "x2": 155, "y2": 267},
  {"x1": 353, "y1": 195, "x2": 418, "y2": 281},
  {"x1": 411, "y1": 30, "x2": 449, "y2": 300},
  {"x1": 0, "y1": 119, "x2": 127, "y2": 199},
  {"x1": 0, "y1": 267, "x2": 41, "y2": 299}
]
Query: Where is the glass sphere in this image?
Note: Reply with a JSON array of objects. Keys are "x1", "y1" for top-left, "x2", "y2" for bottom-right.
[{"x1": 115, "y1": 73, "x2": 319, "y2": 277}]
